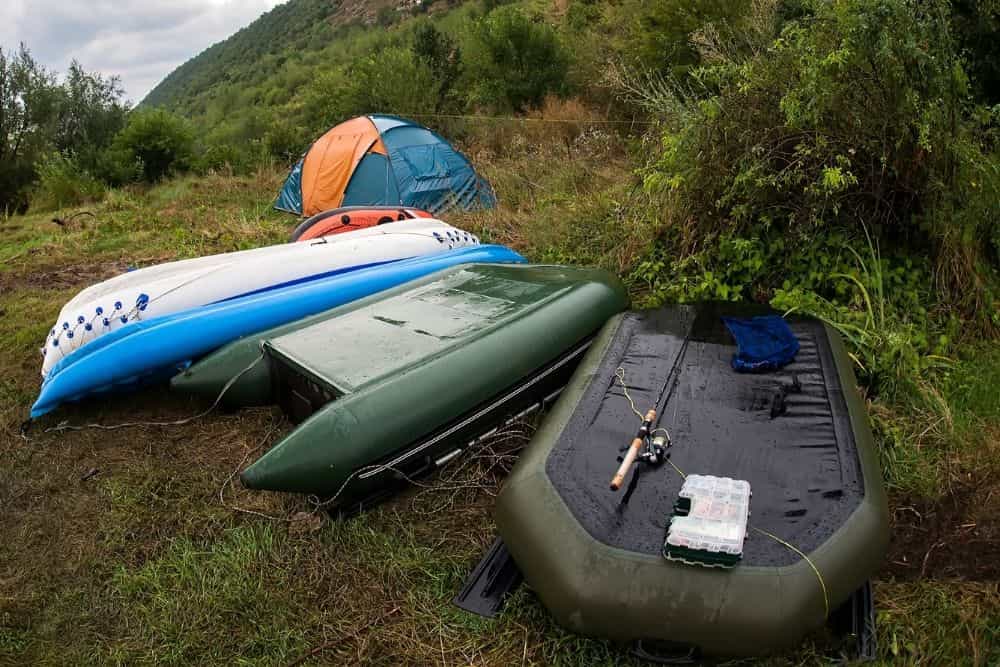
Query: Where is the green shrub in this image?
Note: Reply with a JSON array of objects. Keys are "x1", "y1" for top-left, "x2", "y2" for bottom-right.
[
  {"x1": 263, "y1": 121, "x2": 306, "y2": 162},
  {"x1": 631, "y1": 225, "x2": 946, "y2": 400},
  {"x1": 463, "y1": 6, "x2": 568, "y2": 111},
  {"x1": 300, "y1": 49, "x2": 438, "y2": 128},
  {"x1": 112, "y1": 109, "x2": 194, "y2": 182},
  {"x1": 412, "y1": 23, "x2": 462, "y2": 111},
  {"x1": 951, "y1": 0, "x2": 1000, "y2": 104},
  {"x1": 376, "y1": 5, "x2": 398, "y2": 27},
  {"x1": 638, "y1": 0, "x2": 1000, "y2": 319},
  {"x1": 611, "y1": 0, "x2": 753, "y2": 75},
  {"x1": 91, "y1": 144, "x2": 142, "y2": 186},
  {"x1": 193, "y1": 141, "x2": 270, "y2": 175},
  {"x1": 771, "y1": 232, "x2": 949, "y2": 400},
  {"x1": 30, "y1": 152, "x2": 105, "y2": 211}
]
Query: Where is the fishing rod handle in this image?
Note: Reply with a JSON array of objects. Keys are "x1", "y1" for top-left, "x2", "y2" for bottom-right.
[{"x1": 610, "y1": 409, "x2": 656, "y2": 490}]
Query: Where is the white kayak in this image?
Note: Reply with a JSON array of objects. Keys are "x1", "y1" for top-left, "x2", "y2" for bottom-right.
[{"x1": 42, "y1": 219, "x2": 479, "y2": 377}]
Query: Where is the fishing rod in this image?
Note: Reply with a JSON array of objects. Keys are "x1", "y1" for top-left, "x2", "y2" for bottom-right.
[{"x1": 608, "y1": 323, "x2": 693, "y2": 492}]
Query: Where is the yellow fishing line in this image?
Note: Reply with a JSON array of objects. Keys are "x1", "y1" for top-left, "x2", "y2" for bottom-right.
[
  {"x1": 614, "y1": 367, "x2": 644, "y2": 421},
  {"x1": 615, "y1": 366, "x2": 829, "y2": 619},
  {"x1": 667, "y1": 459, "x2": 687, "y2": 480},
  {"x1": 751, "y1": 527, "x2": 830, "y2": 619}
]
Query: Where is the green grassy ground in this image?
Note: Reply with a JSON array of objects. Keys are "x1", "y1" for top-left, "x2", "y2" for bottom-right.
[{"x1": 1, "y1": 141, "x2": 997, "y2": 665}]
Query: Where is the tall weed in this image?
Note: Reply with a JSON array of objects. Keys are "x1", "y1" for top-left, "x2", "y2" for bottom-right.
[{"x1": 30, "y1": 153, "x2": 106, "y2": 212}]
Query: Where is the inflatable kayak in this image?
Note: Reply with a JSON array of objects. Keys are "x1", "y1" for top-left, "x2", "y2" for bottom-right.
[
  {"x1": 30, "y1": 246, "x2": 522, "y2": 419},
  {"x1": 174, "y1": 264, "x2": 628, "y2": 510},
  {"x1": 494, "y1": 303, "x2": 889, "y2": 657},
  {"x1": 290, "y1": 206, "x2": 432, "y2": 241},
  {"x1": 42, "y1": 219, "x2": 478, "y2": 377}
]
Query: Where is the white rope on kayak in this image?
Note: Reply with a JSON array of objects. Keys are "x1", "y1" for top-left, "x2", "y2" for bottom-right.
[
  {"x1": 615, "y1": 366, "x2": 830, "y2": 619},
  {"x1": 41, "y1": 353, "x2": 265, "y2": 434}
]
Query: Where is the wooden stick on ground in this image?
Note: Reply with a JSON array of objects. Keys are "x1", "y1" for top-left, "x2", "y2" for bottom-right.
[{"x1": 284, "y1": 606, "x2": 401, "y2": 667}]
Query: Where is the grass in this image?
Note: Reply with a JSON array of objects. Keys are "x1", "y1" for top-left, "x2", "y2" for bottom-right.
[{"x1": 1, "y1": 135, "x2": 998, "y2": 666}]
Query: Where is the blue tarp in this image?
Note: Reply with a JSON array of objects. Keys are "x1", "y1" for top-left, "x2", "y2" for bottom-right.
[{"x1": 722, "y1": 316, "x2": 800, "y2": 373}]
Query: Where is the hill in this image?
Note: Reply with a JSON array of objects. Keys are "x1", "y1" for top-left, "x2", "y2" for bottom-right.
[
  {"x1": 142, "y1": 0, "x2": 342, "y2": 113},
  {"x1": 140, "y1": 0, "x2": 483, "y2": 156}
]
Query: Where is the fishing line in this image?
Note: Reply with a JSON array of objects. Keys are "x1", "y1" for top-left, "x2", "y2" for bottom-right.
[
  {"x1": 751, "y1": 526, "x2": 830, "y2": 619},
  {"x1": 615, "y1": 367, "x2": 830, "y2": 620},
  {"x1": 615, "y1": 366, "x2": 675, "y2": 448}
]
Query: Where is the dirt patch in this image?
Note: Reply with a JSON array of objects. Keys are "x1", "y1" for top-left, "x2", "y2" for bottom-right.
[
  {"x1": 884, "y1": 477, "x2": 1000, "y2": 582},
  {"x1": 0, "y1": 256, "x2": 173, "y2": 294},
  {"x1": 1, "y1": 259, "x2": 127, "y2": 293}
]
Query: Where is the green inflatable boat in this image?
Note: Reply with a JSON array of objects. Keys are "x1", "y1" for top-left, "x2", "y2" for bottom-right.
[
  {"x1": 493, "y1": 303, "x2": 889, "y2": 658},
  {"x1": 173, "y1": 264, "x2": 627, "y2": 509}
]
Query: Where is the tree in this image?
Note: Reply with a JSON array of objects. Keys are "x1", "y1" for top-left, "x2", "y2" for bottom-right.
[
  {"x1": 112, "y1": 109, "x2": 194, "y2": 182},
  {"x1": 412, "y1": 23, "x2": 462, "y2": 111},
  {"x1": 54, "y1": 61, "x2": 129, "y2": 168},
  {"x1": 0, "y1": 45, "x2": 60, "y2": 211},
  {"x1": 464, "y1": 7, "x2": 568, "y2": 111}
]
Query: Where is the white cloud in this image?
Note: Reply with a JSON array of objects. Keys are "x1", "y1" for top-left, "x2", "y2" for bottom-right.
[{"x1": 0, "y1": 0, "x2": 284, "y2": 104}]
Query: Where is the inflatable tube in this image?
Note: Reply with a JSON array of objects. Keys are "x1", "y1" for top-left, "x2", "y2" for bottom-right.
[
  {"x1": 30, "y1": 245, "x2": 524, "y2": 418},
  {"x1": 290, "y1": 206, "x2": 432, "y2": 242},
  {"x1": 41, "y1": 219, "x2": 477, "y2": 377}
]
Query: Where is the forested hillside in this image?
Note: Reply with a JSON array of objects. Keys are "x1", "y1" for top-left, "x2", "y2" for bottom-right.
[
  {"x1": 141, "y1": 0, "x2": 593, "y2": 165},
  {"x1": 141, "y1": 0, "x2": 341, "y2": 113}
]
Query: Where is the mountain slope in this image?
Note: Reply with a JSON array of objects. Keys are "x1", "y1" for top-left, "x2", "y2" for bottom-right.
[
  {"x1": 142, "y1": 0, "x2": 340, "y2": 112},
  {"x1": 142, "y1": 0, "x2": 445, "y2": 117}
]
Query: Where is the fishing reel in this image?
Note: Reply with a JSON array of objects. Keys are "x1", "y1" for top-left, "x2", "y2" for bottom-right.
[{"x1": 639, "y1": 433, "x2": 670, "y2": 466}]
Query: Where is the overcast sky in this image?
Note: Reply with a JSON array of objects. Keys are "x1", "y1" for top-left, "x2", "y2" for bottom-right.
[{"x1": 0, "y1": 0, "x2": 285, "y2": 104}]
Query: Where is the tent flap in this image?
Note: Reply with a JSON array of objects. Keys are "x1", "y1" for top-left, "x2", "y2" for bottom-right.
[
  {"x1": 342, "y1": 153, "x2": 399, "y2": 206},
  {"x1": 274, "y1": 158, "x2": 304, "y2": 214}
]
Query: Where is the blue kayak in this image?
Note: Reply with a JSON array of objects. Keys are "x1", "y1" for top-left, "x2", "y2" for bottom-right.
[{"x1": 31, "y1": 245, "x2": 525, "y2": 417}]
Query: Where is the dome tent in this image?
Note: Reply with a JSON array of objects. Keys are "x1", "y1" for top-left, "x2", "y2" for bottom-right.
[{"x1": 275, "y1": 115, "x2": 496, "y2": 217}]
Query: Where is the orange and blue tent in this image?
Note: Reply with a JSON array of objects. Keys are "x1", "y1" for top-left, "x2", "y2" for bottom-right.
[{"x1": 275, "y1": 114, "x2": 496, "y2": 217}]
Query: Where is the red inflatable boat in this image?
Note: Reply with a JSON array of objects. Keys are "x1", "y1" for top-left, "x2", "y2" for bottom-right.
[{"x1": 291, "y1": 206, "x2": 433, "y2": 241}]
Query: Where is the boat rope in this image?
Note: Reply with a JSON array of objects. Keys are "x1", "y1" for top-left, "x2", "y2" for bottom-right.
[
  {"x1": 615, "y1": 366, "x2": 830, "y2": 620},
  {"x1": 218, "y1": 420, "x2": 291, "y2": 522},
  {"x1": 38, "y1": 354, "x2": 265, "y2": 434},
  {"x1": 398, "y1": 112, "x2": 657, "y2": 126}
]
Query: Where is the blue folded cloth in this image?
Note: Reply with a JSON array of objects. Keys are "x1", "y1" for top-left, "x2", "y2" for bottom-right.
[{"x1": 722, "y1": 315, "x2": 800, "y2": 373}]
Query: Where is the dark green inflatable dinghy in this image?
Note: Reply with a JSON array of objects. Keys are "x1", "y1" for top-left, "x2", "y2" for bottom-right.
[
  {"x1": 494, "y1": 303, "x2": 888, "y2": 658},
  {"x1": 174, "y1": 264, "x2": 627, "y2": 508}
]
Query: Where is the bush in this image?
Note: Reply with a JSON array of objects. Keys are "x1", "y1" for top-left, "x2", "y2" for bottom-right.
[
  {"x1": 631, "y1": 225, "x2": 947, "y2": 400},
  {"x1": 376, "y1": 6, "x2": 397, "y2": 27},
  {"x1": 612, "y1": 0, "x2": 753, "y2": 75},
  {"x1": 638, "y1": 0, "x2": 1000, "y2": 319},
  {"x1": 31, "y1": 152, "x2": 105, "y2": 211},
  {"x1": 301, "y1": 49, "x2": 438, "y2": 127},
  {"x1": 463, "y1": 6, "x2": 568, "y2": 111},
  {"x1": 412, "y1": 23, "x2": 462, "y2": 111},
  {"x1": 112, "y1": 109, "x2": 194, "y2": 182}
]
